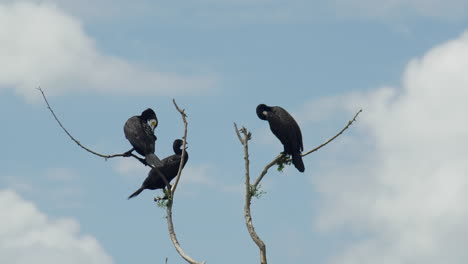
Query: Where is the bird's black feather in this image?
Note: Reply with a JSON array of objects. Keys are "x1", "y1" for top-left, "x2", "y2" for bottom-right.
[
  {"x1": 124, "y1": 108, "x2": 161, "y2": 166},
  {"x1": 128, "y1": 139, "x2": 188, "y2": 199},
  {"x1": 256, "y1": 104, "x2": 305, "y2": 172}
]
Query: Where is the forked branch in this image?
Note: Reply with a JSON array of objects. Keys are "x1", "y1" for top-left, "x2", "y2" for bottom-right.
[
  {"x1": 164, "y1": 99, "x2": 205, "y2": 264},
  {"x1": 234, "y1": 123, "x2": 267, "y2": 264},
  {"x1": 234, "y1": 109, "x2": 362, "y2": 264},
  {"x1": 254, "y1": 109, "x2": 362, "y2": 190},
  {"x1": 40, "y1": 88, "x2": 203, "y2": 264}
]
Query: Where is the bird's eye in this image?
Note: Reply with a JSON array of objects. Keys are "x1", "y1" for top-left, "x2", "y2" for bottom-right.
[{"x1": 262, "y1": 111, "x2": 268, "y2": 117}]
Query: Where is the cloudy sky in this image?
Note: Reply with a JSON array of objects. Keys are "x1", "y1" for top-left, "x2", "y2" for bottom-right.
[{"x1": 2, "y1": 0, "x2": 468, "y2": 263}]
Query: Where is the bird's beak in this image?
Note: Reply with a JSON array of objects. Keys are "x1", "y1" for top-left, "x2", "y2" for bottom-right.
[{"x1": 150, "y1": 120, "x2": 157, "y2": 130}]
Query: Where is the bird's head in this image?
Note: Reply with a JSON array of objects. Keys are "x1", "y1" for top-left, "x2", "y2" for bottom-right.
[
  {"x1": 173, "y1": 139, "x2": 187, "y2": 155},
  {"x1": 256, "y1": 104, "x2": 269, "y2": 120},
  {"x1": 141, "y1": 108, "x2": 158, "y2": 130}
]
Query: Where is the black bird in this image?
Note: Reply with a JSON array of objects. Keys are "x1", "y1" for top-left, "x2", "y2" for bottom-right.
[
  {"x1": 128, "y1": 139, "x2": 188, "y2": 199},
  {"x1": 256, "y1": 104, "x2": 305, "y2": 172},
  {"x1": 124, "y1": 108, "x2": 162, "y2": 167}
]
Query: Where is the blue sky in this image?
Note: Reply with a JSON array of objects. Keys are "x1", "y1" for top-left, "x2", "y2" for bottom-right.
[{"x1": 2, "y1": 1, "x2": 468, "y2": 263}]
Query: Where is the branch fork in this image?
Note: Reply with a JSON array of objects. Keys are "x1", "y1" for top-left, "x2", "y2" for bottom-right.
[
  {"x1": 234, "y1": 108, "x2": 362, "y2": 264},
  {"x1": 39, "y1": 88, "x2": 205, "y2": 264}
]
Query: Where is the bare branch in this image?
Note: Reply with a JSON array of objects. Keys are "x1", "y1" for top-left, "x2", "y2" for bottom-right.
[
  {"x1": 166, "y1": 200, "x2": 205, "y2": 264},
  {"x1": 38, "y1": 87, "x2": 147, "y2": 163},
  {"x1": 234, "y1": 109, "x2": 362, "y2": 264},
  {"x1": 170, "y1": 99, "x2": 188, "y2": 196},
  {"x1": 164, "y1": 99, "x2": 205, "y2": 264},
  {"x1": 40, "y1": 88, "x2": 202, "y2": 263},
  {"x1": 234, "y1": 123, "x2": 244, "y2": 143},
  {"x1": 254, "y1": 109, "x2": 363, "y2": 189},
  {"x1": 234, "y1": 123, "x2": 267, "y2": 264},
  {"x1": 252, "y1": 153, "x2": 282, "y2": 190},
  {"x1": 301, "y1": 108, "x2": 362, "y2": 157}
]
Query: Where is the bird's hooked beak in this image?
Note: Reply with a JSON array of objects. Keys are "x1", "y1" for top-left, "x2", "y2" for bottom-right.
[{"x1": 149, "y1": 119, "x2": 157, "y2": 131}]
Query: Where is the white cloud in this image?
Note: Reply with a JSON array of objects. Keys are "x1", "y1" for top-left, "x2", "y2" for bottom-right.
[
  {"x1": 1, "y1": 169, "x2": 85, "y2": 209},
  {"x1": 0, "y1": 189, "x2": 113, "y2": 264},
  {"x1": 310, "y1": 30, "x2": 468, "y2": 263},
  {"x1": 0, "y1": 2, "x2": 215, "y2": 102}
]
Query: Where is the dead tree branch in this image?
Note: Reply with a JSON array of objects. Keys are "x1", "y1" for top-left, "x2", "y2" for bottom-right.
[
  {"x1": 39, "y1": 87, "x2": 171, "y2": 187},
  {"x1": 301, "y1": 108, "x2": 362, "y2": 158},
  {"x1": 252, "y1": 154, "x2": 282, "y2": 190},
  {"x1": 256, "y1": 109, "x2": 363, "y2": 189},
  {"x1": 164, "y1": 99, "x2": 205, "y2": 264},
  {"x1": 40, "y1": 88, "x2": 203, "y2": 263},
  {"x1": 38, "y1": 87, "x2": 150, "y2": 164},
  {"x1": 234, "y1": 109, "x2": 362, "y2": 264},
  {"x1": 234, "y1": 123, "x2": 267, "y2": 264},
  {"x1": 169, "y1": 99, "x2": 188, "y2": 196}
]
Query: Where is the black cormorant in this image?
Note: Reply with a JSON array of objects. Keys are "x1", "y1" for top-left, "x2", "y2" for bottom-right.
[
  {"x1": 124, "y1": 108, "x2": 162, "y2": 167},
  {"x1": 256, "y1": 104, "x2": 305, "y2": 172},
  {"x1": 128, "y1": 139, "x2": 188, "y2": 199}
]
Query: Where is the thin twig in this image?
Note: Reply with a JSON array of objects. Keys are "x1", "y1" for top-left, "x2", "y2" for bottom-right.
[
  {"x1": 252, "y1": 154, "x2": 282, "y2": 190},
  {"x1": 235, "y1": 110, "x2": 361, "y2": 264},
  {"x1": 301, "y1": 108, "x2": 362, "y2": 157},
  {"x1": 234, "y1": 123, "x2": 267, "y2": 264},
  {"x1": 39, "y1": 88, "x2": 202, "y2": 263},
  {"x1": 38, "y1": 87, "x2": 144, "y2": 162},
  {"x1": 254, "y1": 109, "x2": 363, "y2": 189},
  {"x1": 39, "y1": 87, "x2": 167, "y2": 190},
  {"x1": 170, "y1": 99, "x2": 188, "y2": 196},
  {"x1": 165, "y1": 99, "x2": 205, "y2": 264}
]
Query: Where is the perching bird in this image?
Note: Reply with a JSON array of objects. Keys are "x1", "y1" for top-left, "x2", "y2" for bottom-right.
[
  {"x1": 128, "y1": 139, "x2": 188, "y2": 199},
  {"x1": 124, "y1": 108, "x2": 162, "y2": 167},
  {"x1": 256, "y1": 104, "x2": 305, "y2": 172}
]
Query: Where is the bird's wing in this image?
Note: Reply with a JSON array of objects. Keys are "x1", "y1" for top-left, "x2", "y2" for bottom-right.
[
  {"x1": 270, "y1": 107, "x2": 303, "y2": 153},
  {"x1": 124, "y1": 117, "x2": 143, "y2": 144},
  {"x1": 164, "y1": 155, "x2": 183, "y2": 181},
  {"x1": 143, "y1": 154, "x2": 180, "y2": 187},
  {"x1": 124, "y1": 116, "x2": 155, "y2": 155}
]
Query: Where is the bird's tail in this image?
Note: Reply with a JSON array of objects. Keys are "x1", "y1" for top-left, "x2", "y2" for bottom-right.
[
  {"x1": 128, "y1": 187, "x2": 144, "y2": 199},
  {"x1": 146, "y1": 153, "x2": 162, "y2": 167},
  {"x1": 292, "y1": 152, "x2": 305, "y2": 172}
]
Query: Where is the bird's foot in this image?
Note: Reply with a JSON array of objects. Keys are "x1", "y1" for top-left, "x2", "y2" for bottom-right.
[
  {"x1": 123, "y1": 148, "x2": 134, "y2": 157},
  {"x1": 154, "y1": 195, "x2": 171, "y2": 208},
  {"x1": 155, "y1": 195, "x2": 169, "y2": 201}
]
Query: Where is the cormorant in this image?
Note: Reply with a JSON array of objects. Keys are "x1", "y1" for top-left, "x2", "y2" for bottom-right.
[
  {"x1": 128, "y1": 139, "x2": 188, "y2": 199},
  {"x1": 256, "y1": 104, "x2": 305, "y2": 172},
  {"x1": 124, "y1": 108, "x2": 162, "y2": 167}
]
